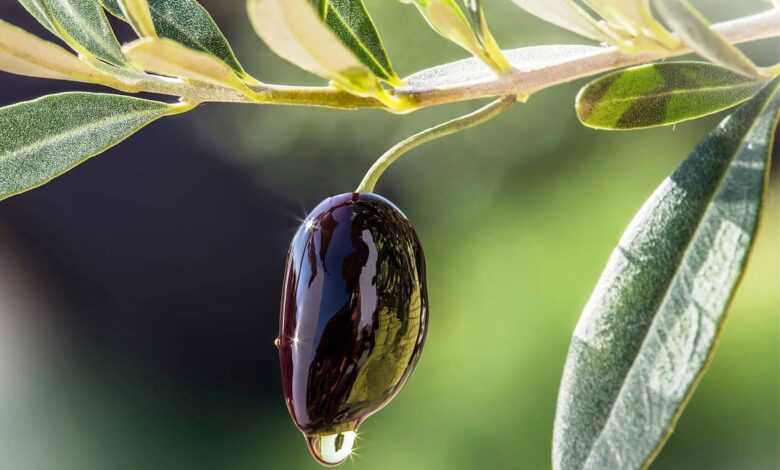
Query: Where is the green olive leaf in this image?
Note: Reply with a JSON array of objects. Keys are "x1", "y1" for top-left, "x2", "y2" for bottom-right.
[
  {"x1": 100, "y1": 0, "x2": 250, "y2": 79},
  {"x1": 123, "y1": 38, "x2": 258, "y2": 97},
  {"x1": 652, "y1": 0, "x2": 760, "y2": 76},
  {"x1": 17, "y1": 0, "x2": 60, "y2": 37},
  {"x1": 460, "y1": 0, "x2": 509, "y2": 71},
  {"x1": 577, "y1": 62, "x2": 767, "y2": 130},
  {"x1": 0, "y1": 93, "x2": 194, "y2": 201},
  {"x1": 324, "y1": 0, "x2": 400, "y2": 84},
  {"x1": 246, "y1": 0, "x2": 382, "y2": 96},
  {"x1": 402, "y1": 0, "x2": 509, "y2": 72},
  {"x1": 115, "y1": 0, "x2": 157, "y2": 38},
  {"x1": 37, "y1": 0, "x2": 130, "y2": 68},
  {"x1": 0, "y1": 18, "x2": 119, "y2": 85},
  {"x1": 554, "y1": 77, "x2": 780, "y2": 470}
]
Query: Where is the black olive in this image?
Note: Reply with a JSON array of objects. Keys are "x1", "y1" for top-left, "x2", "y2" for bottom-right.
[{"x1": 278, "y1": 192, "x2": 428, "y2": 466}]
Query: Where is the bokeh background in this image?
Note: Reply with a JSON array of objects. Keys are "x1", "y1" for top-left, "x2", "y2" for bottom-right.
[{"x1": 0, "y1": 1, "x2": 777, "y2": 469}]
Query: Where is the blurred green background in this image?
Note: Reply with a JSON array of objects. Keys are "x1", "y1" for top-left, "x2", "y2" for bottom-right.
[{"x1": 0, "y1": 0, "x2": 777, "y2": 469}]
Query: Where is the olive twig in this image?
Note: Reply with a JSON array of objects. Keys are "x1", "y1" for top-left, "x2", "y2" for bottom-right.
[
  {"x1": 355, "y1": 95, "x2": 516, "y2": 193},
  {"x1": 112, "y1": 9, "x2": 779, "y2": 111}
]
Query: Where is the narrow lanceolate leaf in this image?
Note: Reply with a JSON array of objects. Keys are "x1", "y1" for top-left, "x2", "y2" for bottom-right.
[
  {"x1": 653, "y1": 0, "x2": 759, "y2": 77},
  {"x1": 583, "y1": 0, "x2": 679, "y2": 50},
  {"x1": 0, "y1": 93, "x2": 192, "y2": 201},
  {"x1": 402, "y1": 45, "x2": 601, "y2": 91},
  {"x1": 460, "y1": 0, "x2": 510, "y2": 71},
  {"x1": 17, "y1": 0, "x2": 59, "y2": 36},
  {"x1": 577, "y1": 62, "x2": 767, "y2": 129},
  {"x1": 247, "y1": 0, "x2": 377, "y2": 96},
  {"x1": 404, "y1": 0, "x2": 509, "y2": 72},
  {"x1": 0, "y1": 19, "x2": 114, "y2": 84},
  {"x1": 100, "y1": 0, "x2": 249, "y2": 78},
  {"x1": 511, "y1": 0, "x2": 612, "y2": 43},
  {"x1": 39, "y1": 0, "x2": 130, "y2": 68},
  {"x1": 117, "y1": 0, "x2": 157, "y2": 38},
  {"x1": 554, "y1": 77, "x2": 780, "y2": 470},
  {"x1": 123, "y1": 38, "x2": 256, "y2": 95},
  {"x1": 325, "y1": 0, "x2": 400, "y2": 84}
]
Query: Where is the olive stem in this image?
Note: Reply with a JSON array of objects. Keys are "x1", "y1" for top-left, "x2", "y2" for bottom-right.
[{"x1": 355, "y1": 95, "x2": 516, "y2": 193}]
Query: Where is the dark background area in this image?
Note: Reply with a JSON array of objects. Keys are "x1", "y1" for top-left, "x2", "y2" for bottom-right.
[{"x1": 0, "y1": 1, "x2": 777, "y2": 469}]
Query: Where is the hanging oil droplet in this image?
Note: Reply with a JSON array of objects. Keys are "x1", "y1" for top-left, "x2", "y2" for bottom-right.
[{"x1": 306, "y1": 430, "x2": 357, "y2": 467}]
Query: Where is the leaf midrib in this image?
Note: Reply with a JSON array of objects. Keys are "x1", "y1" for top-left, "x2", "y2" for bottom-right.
[
  {"x1": 327, "y1": 4, "x2": 393, "y2": 78},
  {"x1": 145, "y1": 1, "x2": 243, "y2": 72},
  {"x1": 593, "y1": 81, "x2": 763, "y2": 107},
  {"x1": 580, "y1": 80, "x2": 779, "y2": 469},
  {"x1": 54, "y1": 0, "x2": 125, "y2": 63}
]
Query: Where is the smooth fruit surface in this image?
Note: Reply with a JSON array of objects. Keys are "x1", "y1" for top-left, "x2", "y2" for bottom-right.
[{"x1": 278, "y1": 192, "x2": 428, "y2": 466}]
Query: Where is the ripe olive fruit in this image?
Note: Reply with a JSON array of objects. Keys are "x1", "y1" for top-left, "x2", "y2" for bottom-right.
[{"x1": 278, "y1": 192, "x2": 428, "y2": 466}]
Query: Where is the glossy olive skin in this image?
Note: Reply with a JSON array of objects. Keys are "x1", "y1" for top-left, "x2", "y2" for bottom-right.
[{"x1": 279, "y1": 193, "x2": 428, "y2": 441}]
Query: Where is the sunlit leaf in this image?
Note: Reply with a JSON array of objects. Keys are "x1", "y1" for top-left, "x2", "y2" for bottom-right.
[
  {"x1": 460, "y1": 0, "x2": 510, "y2": 71},
  {"x1": 653, "y1": 0, "x2": 759, "y2": 76},
  {"x1": 325, "y1": 0, "x2": 400, "y2": 83},
  {"x1": 577, "y1": 62, "x2": 766, "y2": 129},
  {"x1": 101, "y1": 0, "x2": 249, "y2": 78},
  {"x1": 403, "y1": 0, "x2": 509, "y2": 72},
  {"x1": 0, "y1": 18, "x2": 114, "y2": 84},
  {"x1": 17, "y1": 0, "x2": 59, "y2": 36},
  {"x1": 123, "y1": 38, "x2": 256, "y2": 95},
  {"x1": 116, "y1": 0, "x2": 157, "y2": 38},
  {"x1": 39, "y1": 0, "x2": 130, "y2": 68},
  {"x1": 0, "y1": 93, "x2": 194, "y2": 201},
  {"x1": 246, "y1": 0, "x2": 378, "y2": 96},
  {"x1": 554, "y1": 77, "x2": 780, "y2": 470},
  {"x1": 511, "y1": 0, "x2": 612, "y2": 42}
]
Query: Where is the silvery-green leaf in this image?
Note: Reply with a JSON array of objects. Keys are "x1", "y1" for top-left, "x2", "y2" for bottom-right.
[
  {"x1": 17, "y1": 0, "x2": 59, "y2": 36},
  {"x1": 0, "y1": 93, "x2": 193, "y2": 201},
  {"x1": 324, "y1": 0, "x2": 399, "y2": 83},
  {"x1": 40, "y1": 0, "x2": 130, "y2": 68},
  {"x1": 577, "y1": 62, "x2": 767, "y2": 129},
  {"x1": 100, "y1": 0, "x2": 248, "y2": 77},
  {"x1": 653, "y1": 0, "x2": 759, "y2": 76},
  {"x1": 401, "y1": 45, "x2": 600, "y2": 91},
  {"x1": 554, "y1": 77, "x2": 780, "y2": 470}
]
